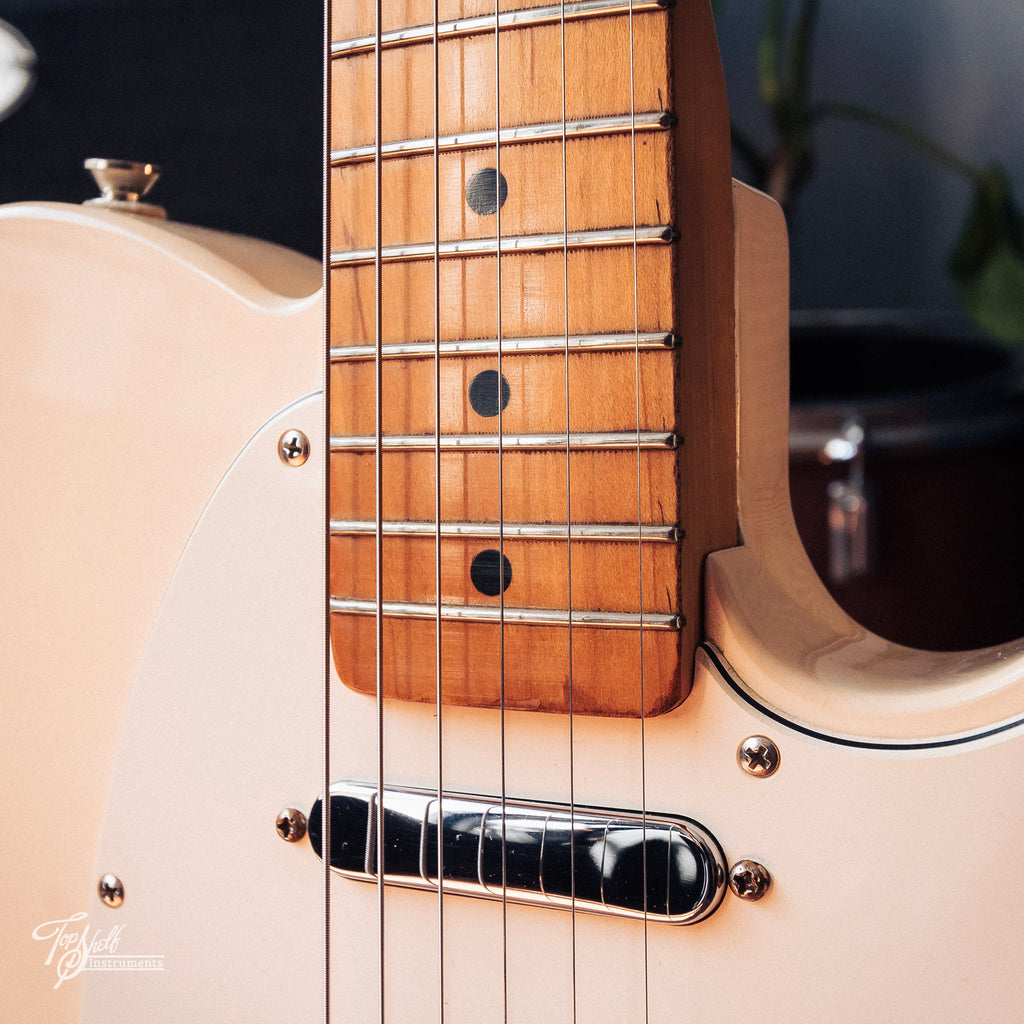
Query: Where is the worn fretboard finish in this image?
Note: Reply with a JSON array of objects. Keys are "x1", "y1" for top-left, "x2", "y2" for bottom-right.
[{"x1": 328, "y1": 0, "x2": 736, "y2": 716}]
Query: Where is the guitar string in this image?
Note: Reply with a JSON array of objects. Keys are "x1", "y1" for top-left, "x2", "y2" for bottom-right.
[
  {"x1": 349, "y1": 7, "x2": 672, "y2": 1018},
  {"x1": 350, "y1": 9, "x2": 661, "y2": 1019},
  {"x1": 627, "y1": 1, "x2": 652, "y2": 1018},
  {"x1": 493, "y1": 0, "x2": 510, "y2": 1019},
  {"x1": 322, "y1": 1, "x2": 333, "y2": 1021},
  {"x1": 558, "y1": 1, "x2": 579, "y2": 1020},
  {"x1": 432, "y1": 0, "x2": 444, "y2": 1019},
  {"x1": 373, "y1": 0, "x2": 386, "y2": 1018}
]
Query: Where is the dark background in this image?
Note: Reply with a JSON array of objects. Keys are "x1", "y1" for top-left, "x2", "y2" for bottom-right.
[
  {"x1": 6, "y1": 0, "x2": 1022, "y2": 302},
  {"x1": 0, "y1": 0, "x2": 322, "y2": 258}
]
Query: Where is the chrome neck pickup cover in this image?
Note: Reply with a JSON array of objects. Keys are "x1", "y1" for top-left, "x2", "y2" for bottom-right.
[{"x1": 308, "y1": 782, "x2": 727, "y2": 925}]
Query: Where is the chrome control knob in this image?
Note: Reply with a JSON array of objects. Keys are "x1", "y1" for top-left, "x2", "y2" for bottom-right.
[{"x1": 84, "y1": 158, "x2": 166, "y2": 218}]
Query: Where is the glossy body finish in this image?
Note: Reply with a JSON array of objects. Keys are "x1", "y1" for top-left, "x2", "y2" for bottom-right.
[
  {"x1": 0, "y1": 201, "x2": 320, "y2": 1021},
  {"x1": 709, "y1": 184, "x2": 1024, "y2": 744}
]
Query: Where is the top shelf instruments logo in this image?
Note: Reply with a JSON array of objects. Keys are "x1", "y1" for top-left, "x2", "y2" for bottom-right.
[{"x1": 32, "y1": 913, "x2": 165, "y2": 990}]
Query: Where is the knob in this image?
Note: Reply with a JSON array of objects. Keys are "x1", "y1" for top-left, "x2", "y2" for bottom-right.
[
  {"x1": 84, "y1": 158, "x2": 166, "y2": 218},
  {"x1": 0, "y1": 18, "x2": 36, "y2": 123}
]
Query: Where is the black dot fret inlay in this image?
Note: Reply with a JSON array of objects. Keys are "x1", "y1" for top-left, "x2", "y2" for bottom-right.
[
  {"x1": 471, "y1": 550, "x2": 513, "y2": 597},
  {"x1": 469, "y1": 370, "x2": 511, "y2": 418},
  {"x1": 466, "y1": 168, "x2": 508, "y2": 216}
]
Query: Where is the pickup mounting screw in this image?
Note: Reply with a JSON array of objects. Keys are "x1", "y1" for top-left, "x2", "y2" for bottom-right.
[
  {"x1": 737, "y1": 735, "x2": 780, "y2": 778},
  {"x1": 278, "y1": 430, "x2": 309, "y2": 467},
  {"x1": 97, "y1": 874, "x2": 124, "y2": 908},
  {"x1": 729, "y1": 860, "x2": 772, "y2": 901},
  {"x1": 276, "y1": 808, "x2": 307, "y2": 843}
]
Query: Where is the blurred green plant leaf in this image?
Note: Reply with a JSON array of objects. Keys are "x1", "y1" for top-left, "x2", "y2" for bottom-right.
[
  {"x1": 758, "y1": 0, "x2": 784, "y2": 114},
  {"x1": 787, "y1": 0, "x2": 818, "y2": 132},
  {"x1": 747, "y1": 0, "x2": 819, "y2": 204},
  {"x1": 718, "y1": 0, "x2": 1022, "y2": 344},
  {"x1": 949, "y1": 166, "x2": 1024, "y2": 345}
]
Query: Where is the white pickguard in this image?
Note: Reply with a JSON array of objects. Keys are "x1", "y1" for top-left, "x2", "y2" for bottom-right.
[{"x1": 82, "y1": 395, "x2": 324, "y2": 1023}]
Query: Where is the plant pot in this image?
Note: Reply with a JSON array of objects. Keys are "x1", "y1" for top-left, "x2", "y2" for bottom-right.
[{"x1": 789, "y1": 310, "x2": 1024, "y2": 651}]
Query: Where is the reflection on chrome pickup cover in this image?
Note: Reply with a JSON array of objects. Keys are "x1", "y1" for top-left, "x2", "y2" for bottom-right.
[{"x1": 309, "y1": 781, "x2": 727, "y2": 925}]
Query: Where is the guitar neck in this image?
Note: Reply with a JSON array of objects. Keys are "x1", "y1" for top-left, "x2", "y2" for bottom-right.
[{"x1": 327, "y1": 0, "x2": 737, "y2": 717}]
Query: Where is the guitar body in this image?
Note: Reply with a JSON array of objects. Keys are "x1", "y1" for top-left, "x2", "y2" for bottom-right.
[
  {"x1": 317, "y1": 184, "x2": 1024, "y2": 1023},
  {"x1": 318, "y1": 653, "x2": 1024, "y2": 1021},
  {"x1": 0, "y1": 201, "x2": 322, "y2": 1021},
  {"x1": 7, "y1": 0, "x2": 1024, "y2": 1018},
  {"x1": 321, "y1": 0, "x2": 1024, "y2": 1013}
]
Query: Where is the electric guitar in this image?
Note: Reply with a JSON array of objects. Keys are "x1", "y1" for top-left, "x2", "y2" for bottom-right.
[{"x1": 5, "y1": 1, "x2": 1024, "y2": 1021}]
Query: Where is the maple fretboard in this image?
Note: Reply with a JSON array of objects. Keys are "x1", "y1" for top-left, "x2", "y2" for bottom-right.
[{"x1": 327, "y1": 0, "x2": 736, "y2": 716}]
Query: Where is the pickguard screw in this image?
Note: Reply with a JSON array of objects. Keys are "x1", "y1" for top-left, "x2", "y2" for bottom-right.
[
  {"x1": 737, "y1": 735, "x2": 781, "y2": 778},
  {"x1": 97, "y1": 874, "x2": 125, "y2": 908},
  {"x1": 729, "y1": 860, "x2": 772, "y2": 901},
  {"x1": 276, "y1": 807, "x2": 307, "y2": 843},
  {"x1": 278, "y1": 430, "x2": 310, "y2": 467}
]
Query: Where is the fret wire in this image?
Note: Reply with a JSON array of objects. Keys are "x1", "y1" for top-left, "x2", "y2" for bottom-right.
[
  {"x1": 330, "y1": 111, "x2": 673, "y2": 165},
  {"x1": 328, "y1": 430, "x2": 678, "y2": 451},
  {"x1": 330, "y1": 598, "x2": 681, "y2": 630},
  {"x1": 330, "y1": 224, "x2": 674, "y2": 266},
  {"x1": 330, "y1": 0, "x2": 669, "y2": 57},
  {"x1": 329, "y1": 331, "x2": 676, "y2": 361},
  {"x1": 329, "y1": 520, "x2": 680, "y2": 542}
]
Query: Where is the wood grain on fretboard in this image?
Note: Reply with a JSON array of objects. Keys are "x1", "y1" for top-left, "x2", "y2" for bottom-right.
[{"x1": 328, "y1": 0, "x2": 736, "y2": 716}]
